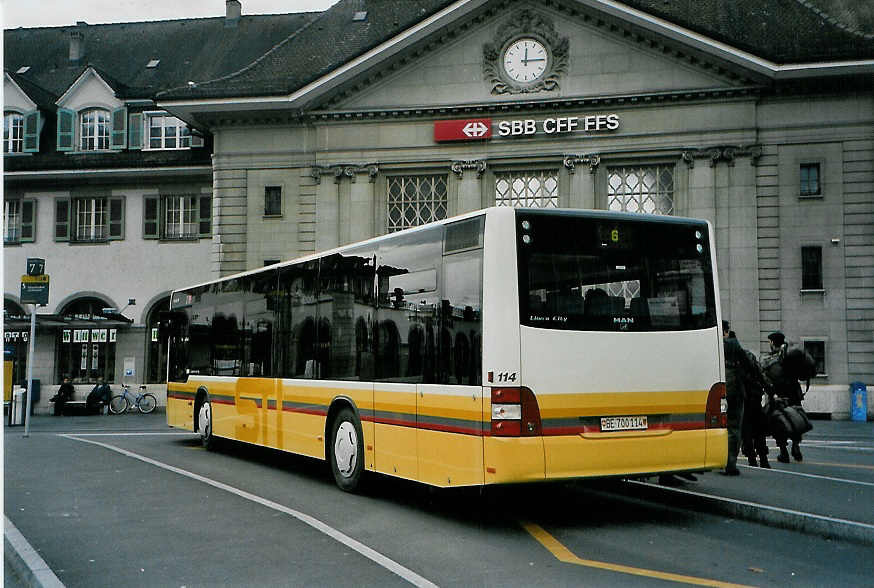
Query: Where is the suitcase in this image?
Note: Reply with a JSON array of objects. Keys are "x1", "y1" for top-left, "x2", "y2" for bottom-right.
[
  {"x1": 768, "y1": 409, "x2": 793, "y2": 438},
  {"x1": 784, "y1": 405, "x2": 813, "y2": 435}
]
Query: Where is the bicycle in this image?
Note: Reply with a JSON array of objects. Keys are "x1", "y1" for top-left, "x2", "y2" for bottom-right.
[{"x1": 109, "y1": 384, "x2": 157, "y2": 415}]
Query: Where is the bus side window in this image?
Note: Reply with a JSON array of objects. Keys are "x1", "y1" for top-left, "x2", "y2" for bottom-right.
[
  {"x1": 277, "y1": 261, "x2": 319, "y2": 379},
  {"x1": 443, "y1": 249, "x2": 483, "y2": 386},
  {"x1": 377, "y1": 227, "x2": 442, "y2": 383}
]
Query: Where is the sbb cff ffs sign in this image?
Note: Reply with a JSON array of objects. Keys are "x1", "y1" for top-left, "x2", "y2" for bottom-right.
[{"x1": 434, "y1": 118, "x2": 492, "y2": 142}]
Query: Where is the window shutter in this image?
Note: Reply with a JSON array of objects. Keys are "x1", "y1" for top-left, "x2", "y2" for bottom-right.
[
  {"x1": 198, "y1": 195, "x2": 212, "y2": 237},
  {"x1": 128, "y1": 113, "x2": 143, "y2": 149},
  {"x1": 55, "y1": 198, "x2": 71, "y2": 241},
  {"x1": 110, "y1": 107, "x2": 127, "y2": 149},
  {"x1": 109, "y1": 197, "x2": 125, "y2": 240},
  {"x1": 21, "y1": 199, "x2": 36, "y2": 242},
  {"x1": 143, "y1": 196, "x2": 160, "y2": 239},
  {"x1": 57, "y1": 108, "x2": 75, "y2": 152},
  {"x1": 190, "y1": 130, "x2": 205, "y2": 148},
  {"x1": 23, "y1": 110, "x2": 40, "y2": 152}
]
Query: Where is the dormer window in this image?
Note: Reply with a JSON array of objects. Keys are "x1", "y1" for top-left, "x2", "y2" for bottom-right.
[
  {"x1": 147, "y1": 114, "x2": 190, "y2": 150},
  {"x1": 80, "y1": 108, "x2": 111, "y2": 151},
  {"x1": 4, "y1": 112, "x2": 24, "y2": 153}
]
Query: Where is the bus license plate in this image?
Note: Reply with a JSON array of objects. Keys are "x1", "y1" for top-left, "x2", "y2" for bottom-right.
[{"x1": 600, "y1": 416, "x2": 648, "y2": 432}]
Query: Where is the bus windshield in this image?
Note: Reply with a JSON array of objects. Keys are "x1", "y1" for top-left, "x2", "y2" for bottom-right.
[{"x1": 517, "y1": 210, "x2": 717, "y2": 332}]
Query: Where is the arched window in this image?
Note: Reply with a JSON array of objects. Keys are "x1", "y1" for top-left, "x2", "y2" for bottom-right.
[
  {"x1": 4, "y1": 112, "x2": 24, "y2": 153},
  {"x1": 146, "y1": 298, "x2": 170, "y2": 383},
  {"x1": 80, "y1": 108, "x2": 110, "y2": 151},
  {"x1": 56, "y1": 297, "x2": 117, "y2": 383}
]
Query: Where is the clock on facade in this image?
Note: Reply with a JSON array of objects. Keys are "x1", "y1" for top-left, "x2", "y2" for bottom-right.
[{"x1": 502, "y1": 38, "x2": 549, "y2": 83}]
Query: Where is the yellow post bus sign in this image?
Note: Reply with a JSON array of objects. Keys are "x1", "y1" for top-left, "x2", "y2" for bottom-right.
[{"x1": 20, "y1": 274, "x2": 49, "y2": 305}]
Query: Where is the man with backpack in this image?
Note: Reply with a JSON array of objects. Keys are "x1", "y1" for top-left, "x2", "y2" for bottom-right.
[{"x1": 762, "y1": 331, "x2": 815, "y2": 463}]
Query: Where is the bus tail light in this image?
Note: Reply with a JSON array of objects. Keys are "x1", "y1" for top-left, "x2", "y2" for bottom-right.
[
  {"x1": 705, "y1": 382, "x2": 727, "y2": 428},
  {"x1": 491, "y1": 387, "x2": 542, "y2": 437}
]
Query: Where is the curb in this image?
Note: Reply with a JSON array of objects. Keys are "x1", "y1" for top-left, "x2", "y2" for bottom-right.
[
  {"x1": 619, "y1": 479, "x2": 874, "y2": 546},
  {"x1": 4, "y1": 516, "x2": 64, "y2": 588}
]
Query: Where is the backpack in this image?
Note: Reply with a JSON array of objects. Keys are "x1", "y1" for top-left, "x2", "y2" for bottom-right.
[{"x1": 782, "y1": 346, "x2": 817, "y2": 382}]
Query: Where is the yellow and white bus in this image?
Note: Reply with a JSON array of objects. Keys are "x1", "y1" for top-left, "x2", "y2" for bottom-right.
[{"x1": 165, "y1": 207, "x2": 727, "y2": 491}]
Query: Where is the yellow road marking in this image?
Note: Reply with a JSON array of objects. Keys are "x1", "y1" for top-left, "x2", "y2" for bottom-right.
[
  {"x1": 804, "y1": 461, "x2": 874, "y2": 471},
  {"x1": 521, "y1": 521, "x2": 756, "y2": 588}
]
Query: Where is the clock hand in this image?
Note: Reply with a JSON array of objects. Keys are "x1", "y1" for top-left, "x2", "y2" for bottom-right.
[{"x1": 523, "y1": 45, "x2": 529, "y2": 66}]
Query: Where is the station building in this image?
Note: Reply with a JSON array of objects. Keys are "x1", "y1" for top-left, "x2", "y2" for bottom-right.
[{"x1": 4, "y1": 0, "x2": 873, "y2": 417}]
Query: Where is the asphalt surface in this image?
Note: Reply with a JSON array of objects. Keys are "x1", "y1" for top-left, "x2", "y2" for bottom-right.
[{"x1": 5, "y1": 412, "x2": 874, "y2": 587}]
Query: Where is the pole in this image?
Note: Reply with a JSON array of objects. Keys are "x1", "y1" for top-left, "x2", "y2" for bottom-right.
[{"x1": 23, "y1": 304, "x2": 36, "y2": 437}]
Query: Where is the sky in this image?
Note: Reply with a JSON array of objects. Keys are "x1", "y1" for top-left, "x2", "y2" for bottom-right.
[{"x1": 1, "y1": 0, "x2": 339, "y2": 28}]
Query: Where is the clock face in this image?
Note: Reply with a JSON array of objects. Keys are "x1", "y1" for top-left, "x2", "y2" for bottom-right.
[{"x1": 502, "y1": 38, "x2": 548, "y2": 83}]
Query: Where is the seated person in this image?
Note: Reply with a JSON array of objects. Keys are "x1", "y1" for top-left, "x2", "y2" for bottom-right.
[
  {"x1": 86, "y1": 377, "x2": 112, "y2": 415},
  {"x1": 50, "y1": 376, "x2": 76, "y2": 416}
]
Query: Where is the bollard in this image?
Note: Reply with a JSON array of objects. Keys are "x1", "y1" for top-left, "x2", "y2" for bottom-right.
[{"x1": 850, "y1": 382, "x2": 867, "y2": 422}]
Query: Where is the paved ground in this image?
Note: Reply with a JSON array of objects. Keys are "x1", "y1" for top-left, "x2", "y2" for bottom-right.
[{"x1": 5, "y1": 412, "x2": 873, "y2": 587}]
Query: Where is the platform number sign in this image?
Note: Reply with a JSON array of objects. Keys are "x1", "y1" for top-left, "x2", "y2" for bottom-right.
[
  {"x1": 21, "y1": 258, "x2": 49, "y2": 304},
  {"x1": 27, "y1": 258, "x2": 45, "y2": 276}
]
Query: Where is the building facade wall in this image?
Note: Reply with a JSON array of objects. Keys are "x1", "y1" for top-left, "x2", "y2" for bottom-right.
[{"x1": 203, "y1": 88, "x2": 871, "y2": 417}]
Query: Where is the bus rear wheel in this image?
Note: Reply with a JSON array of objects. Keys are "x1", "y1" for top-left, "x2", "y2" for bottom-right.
[{"x1": 330, "y1": 407, "x2": 364, "y2": 492}]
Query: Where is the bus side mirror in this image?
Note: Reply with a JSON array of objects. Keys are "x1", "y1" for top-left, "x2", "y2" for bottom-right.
[{"x1": 158, "y1": 311, "x2": 186, "y2": 338}]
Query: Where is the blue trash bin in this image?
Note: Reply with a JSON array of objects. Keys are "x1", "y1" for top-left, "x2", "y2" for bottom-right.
[{"x1": 850, "y1": 382, "x2": 867, "y2": 422}]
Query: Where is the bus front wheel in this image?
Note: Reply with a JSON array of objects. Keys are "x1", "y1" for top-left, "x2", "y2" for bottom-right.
[
  {"x1": 198, "y1": 399, "x2": 216, "y2": 450},
  {"x1": 329, "y1": 407, "x2": 364, "y2": 492}
]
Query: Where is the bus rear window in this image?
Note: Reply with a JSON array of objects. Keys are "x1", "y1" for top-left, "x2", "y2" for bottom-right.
[{"x1": 517, "y1": 211, "x2": 717, "y2": 332}]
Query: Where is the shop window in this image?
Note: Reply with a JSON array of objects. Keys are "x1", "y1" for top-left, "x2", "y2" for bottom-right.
[
  {"x1": 55, "y1": 197, "x2": 124, "y2": 242},
  {"x1": 801, "y1": 246, "x2": 823, "y2": 290},
  {"x1": 803, "y1": 340, "x2": 826, "y2": 376},
  {"x1": 56, "y1": 298, "x2": 118, "y2": 383},
  {"x1": 264, "y1": 186, "x2": 282, "y2": 216},
  {"x1": 4, "y1": 300, "x2": 30, "y2": 386},
  {"x1": 495, "y1": 170, "x2": 559, "y2": 208},
  {"x1": 143, "y1": 194, "x2": 211, "y2": 240},
  {"x1": 800, "y1": 163, "x2": 821, "y2": 197},
  {"x1": 386, "y1": 175, "x2": 447, "y2": 233},
  {"x1": 607, "y1": 165, "x2": 674, "y2": 215},
  {"x1": 4, "y1": 198, "x2": 35, "y2": 244}
]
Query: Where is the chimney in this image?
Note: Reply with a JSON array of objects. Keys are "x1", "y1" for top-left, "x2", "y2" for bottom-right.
[
  {"x1": 69, "y1": 30, "x2": 84, "y2": 62},
  {"x1": 225, "y1": 1, "x2": 241, "y2": 27}
]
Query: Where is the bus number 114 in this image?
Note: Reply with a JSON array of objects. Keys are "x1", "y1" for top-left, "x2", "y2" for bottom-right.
[{"x1": 495, "y1": 372, "x2": 517, "y2": 383}]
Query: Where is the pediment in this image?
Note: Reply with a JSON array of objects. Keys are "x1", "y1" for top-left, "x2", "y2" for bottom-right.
[
  {"x1": 56, "y1": 67, "x2": 123, "y2": 111},
  {"x1": 4, "y1": 73, "x2": 38, "y2": 112},
  {"x1": 328, "y1": 3, "x2": 752, "y2": 112}
]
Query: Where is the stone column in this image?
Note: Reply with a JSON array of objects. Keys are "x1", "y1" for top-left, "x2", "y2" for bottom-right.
[
  {"x1": 212, "y1": 162, "x2": 248, "y2": 277},
  {"x1": 451, "y1": 160, "x2": 486, "y2": 214},
  {"x1": 349, "y1": 166, "x2": 378, "y2": 244},
  {"x1": 563, "y1": 154, "x2": 599, "y2": 209}
]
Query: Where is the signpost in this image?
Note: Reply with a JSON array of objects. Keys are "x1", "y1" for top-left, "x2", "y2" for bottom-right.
[{"x1": 20, "y1": 258, "x2": 48, "y2": 437}]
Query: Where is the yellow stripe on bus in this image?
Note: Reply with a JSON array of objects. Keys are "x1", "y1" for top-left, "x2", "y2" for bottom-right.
[{"x1": 536, "y1": 390, "x2": 708, "y2": 418}]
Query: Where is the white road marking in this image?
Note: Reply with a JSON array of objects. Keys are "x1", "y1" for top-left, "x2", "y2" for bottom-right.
[
  {"x1": 56, "y1": 432, "x2": 195, "y2": 436},
  {"x1": 629, "y1": 479, "x2": 874, "y2": 532},
  {"x1": 61, "y1": 434, "x2": 438, "y2": 588},
  {"x1": 738, "y1": 464, "x2": 874, "y2": 487}
]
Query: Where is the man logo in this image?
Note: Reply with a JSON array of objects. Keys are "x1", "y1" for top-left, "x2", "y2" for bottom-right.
[{"x1": 613, "y1": 317, "x2": 634, "y2": 330}]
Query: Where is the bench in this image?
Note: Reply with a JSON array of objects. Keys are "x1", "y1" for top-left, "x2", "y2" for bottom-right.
[{"x1": 59, "y1": 389, "x2": 108, "y2": 416}]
